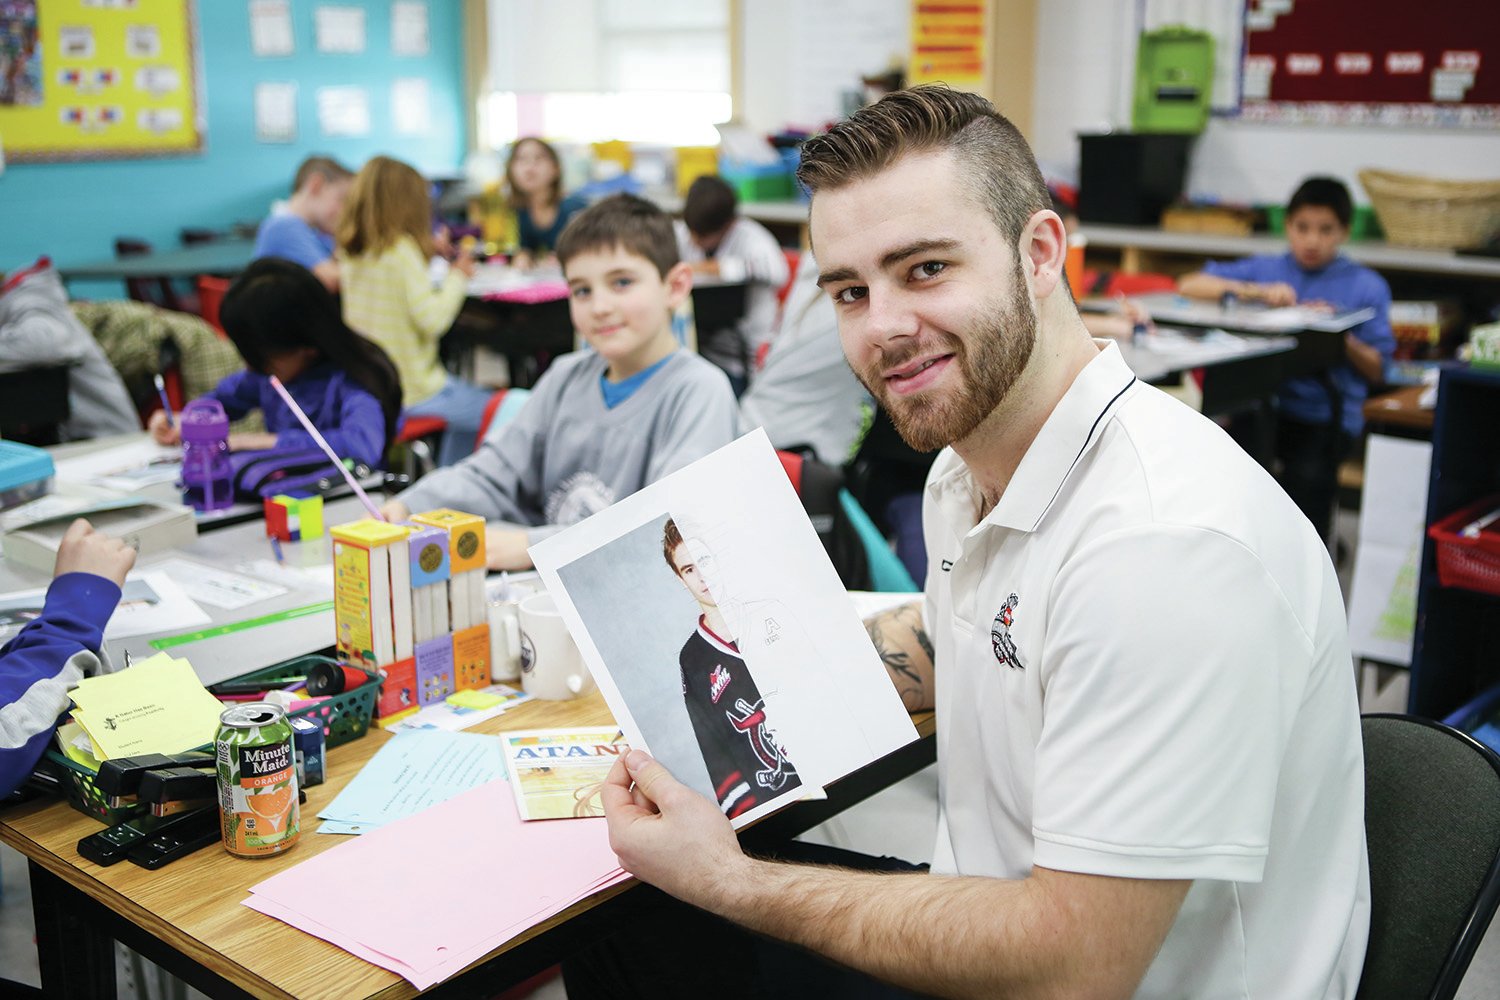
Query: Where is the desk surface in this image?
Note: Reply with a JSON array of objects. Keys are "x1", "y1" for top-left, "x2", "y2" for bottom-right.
[
  {"x1": 1079, "y1": 224, "x2": 1500, "y2": 281},
  {"x1": 1363, "y1": 384, "x2": 1436, "y2": 431},
  {"x1": 1116, "y1": 329, "x2": 1297, "y2": 384},
  {"x1": 58, "y1": 240, "x2": 257, "y2": 282},
  {"x1": 2, "y1": 692, "x2": 937, "y2": 999}
]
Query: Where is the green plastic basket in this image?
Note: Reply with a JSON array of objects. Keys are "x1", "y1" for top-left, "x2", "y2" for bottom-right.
[{"x1": 45, "y1": 656, "x2": 378, "y2": 824}]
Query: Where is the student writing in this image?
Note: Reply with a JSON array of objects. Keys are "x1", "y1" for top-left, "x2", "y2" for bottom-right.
[
  {"x1": 149, "y1": 259, "x2": 401, "y2": 497},
  {"x1": 383, "y1": 194, "x2": 740, "y2": 571},
  {"x1": 338, "y1": 156, "x2": 490, "y2": 466},
  {"x1": 1179, "y1": 176, "x2": 1395, "y2": 539},
  {"x1": 0, "y1": 519, "x2": 134, "y2": 798}
]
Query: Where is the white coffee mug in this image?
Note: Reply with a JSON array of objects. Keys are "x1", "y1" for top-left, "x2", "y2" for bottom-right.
[
  {"x1": 487, "y1": 578, "x2": 542, "y2": 683},
  {"x1": 518, "y1": 592, "x2": 594, "y2": 700}
]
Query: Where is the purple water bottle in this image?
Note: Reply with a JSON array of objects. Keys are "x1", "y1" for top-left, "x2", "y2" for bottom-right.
[{"x1": 179, "y1": 399, "x2": 234, "y2": 512}]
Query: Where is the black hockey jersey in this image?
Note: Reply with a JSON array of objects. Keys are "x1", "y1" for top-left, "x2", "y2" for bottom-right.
[{"x1": 678, "y1": 618, "x2": 800, "y2": 818}]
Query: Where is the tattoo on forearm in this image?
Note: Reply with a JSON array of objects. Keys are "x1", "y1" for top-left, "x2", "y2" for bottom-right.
[{"x1": 866, "y1": 604, "x2": 932, "y2": 711}]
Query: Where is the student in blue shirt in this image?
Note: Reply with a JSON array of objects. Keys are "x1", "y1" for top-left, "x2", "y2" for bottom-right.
[
  {"x1": 507, "y1": 138, "x2": 587, "y2": 268},
  {"x1": 0, "y1": 519, "x2": 133, "y2": 798},
  {"x1": 252, "y1": 156, "x2": 354, "y2": 292},
  {"x1": 1180, "y1": 176, "x2": 1394, "y2": 540}
]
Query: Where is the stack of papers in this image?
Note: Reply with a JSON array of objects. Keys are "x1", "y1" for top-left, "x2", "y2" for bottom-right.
[
  {"x1": 316, "y1": 730, "x2": 505, "y2": 835},
  {"x1": 246, "y1": 780, "x2": 627, "y2": 989},
  {"x1": 70, "y1": 653, "x2": 225, "y2": 759}
]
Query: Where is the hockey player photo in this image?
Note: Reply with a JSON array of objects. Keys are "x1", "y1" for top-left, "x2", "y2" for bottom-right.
[{"x1": 663, "y1": 517, "x2": 801, "y2": 819}]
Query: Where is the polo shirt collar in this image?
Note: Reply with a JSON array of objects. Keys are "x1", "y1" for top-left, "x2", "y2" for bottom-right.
[{"x1": 929, "y1": 340, "x2": 1139, "y2": 536}]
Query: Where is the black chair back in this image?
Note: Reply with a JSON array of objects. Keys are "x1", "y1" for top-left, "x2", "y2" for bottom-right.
[{"x1": 1359, "y1": 713, "x2": 1500, "y2": 1000}]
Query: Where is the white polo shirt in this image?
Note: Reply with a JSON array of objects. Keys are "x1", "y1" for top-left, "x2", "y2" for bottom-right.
[{"x1": 924, "y1": 341, "x2": 1369, "y2": 999}]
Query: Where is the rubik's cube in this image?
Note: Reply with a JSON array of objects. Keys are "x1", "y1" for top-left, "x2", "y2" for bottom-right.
[{"x1": 264, "y1": 495, "x2": 325, "y2": 542}]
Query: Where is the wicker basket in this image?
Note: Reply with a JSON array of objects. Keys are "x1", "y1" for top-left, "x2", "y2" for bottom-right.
[{"x1": 1359, "y1": 170, "x2": 1500, "y2": 250}]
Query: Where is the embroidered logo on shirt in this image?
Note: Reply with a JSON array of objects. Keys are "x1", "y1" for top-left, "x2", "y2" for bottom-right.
[
  {"x1": 991, "y1": 593, "x2": 1023, "y2": 670},
  {"x1": 709, "y1": 664, "x2": 731, "y2": 704}
]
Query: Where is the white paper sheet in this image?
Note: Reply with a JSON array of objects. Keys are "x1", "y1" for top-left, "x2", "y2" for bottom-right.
[
  {"x1": 316, "y1": 86, "x2": 370, "y2": 137},
  {"x1": 151, "y1": 558, "x2": 289, "y2": 611},
  {"x1": 250, "y1": 0, "x2": 295, "y2": 57},
  {"x1": 254, "y1": 81, "x2": 297, "y2": 143},
  {"x1": 531, "y1": 430, "x2": 918, "y2": 830},
  {"x1": 391, "y1": 77, "x2": 428, "y2": 135},
  {"x1": 0, "y1": 572, "x2": 214, "y2": 643},
  {"x1": 391, "y1": 0, "x2": 430, "y2": 56},
  {"x1": 315, "y1": 5, "x2": 366, "y2": 54},
  {"x1": 1348, "y1": 436, "x2": 1433, "y2": 667}
]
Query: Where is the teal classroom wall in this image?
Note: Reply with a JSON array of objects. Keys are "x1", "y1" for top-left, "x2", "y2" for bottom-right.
[{"x1": 0, "y1": 0, "x2": 467, "y2": 295}]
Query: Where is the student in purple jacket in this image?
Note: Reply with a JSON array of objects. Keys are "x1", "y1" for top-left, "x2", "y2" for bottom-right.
[
  {"x1": 149, "y1": 258, "x2": 403, "y2": 497},
  {"x1": 0, "y1": 519, "x2": 134, "y2": 798},
  {"x1": 1180, "y1": 176, "x2": 1395, "y2": 541}
]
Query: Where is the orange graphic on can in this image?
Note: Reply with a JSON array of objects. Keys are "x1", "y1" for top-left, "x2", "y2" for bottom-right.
[{"x1": 216, "y1": 704, "x2": 300, "y2": 858}]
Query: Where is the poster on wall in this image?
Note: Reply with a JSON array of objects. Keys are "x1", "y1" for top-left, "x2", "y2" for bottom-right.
[
  {"x1": 255, "y1": 80, "x2": 295, "y2": 142},
  {"x1": 1236, "y1": 0, "x2": 1500, "y2": 128},
  {"x1": 0, "y1": 0, "x2": 43, "y2": 105},
  {"x1": 908, "y1": 0, "x2": 986, "y2": 89},
  {"x1": 0, "y1": 0, "x2": 203, "y2": 161},
  {"x1": 391, "y1": 1, "x2": 427, "y2": 57},
  {"x1": 249, "y1": 0, "x2": 293, "y2": 57}
]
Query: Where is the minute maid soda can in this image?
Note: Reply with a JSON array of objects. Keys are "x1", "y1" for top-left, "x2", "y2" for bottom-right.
[{"x1": 216, "y1": 704, "x2": 300, "y2": 857}]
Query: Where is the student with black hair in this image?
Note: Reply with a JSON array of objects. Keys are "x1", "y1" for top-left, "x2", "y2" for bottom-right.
[
  {"x1": 149, "y1": 258, "x2": 403, "y2": 496},
  {"x1": 675, "y1": 175, "x2": 788, "y2": 394},
  {"x1": 1180, "y1": 176, "x2": 1394, "y2": 540}
]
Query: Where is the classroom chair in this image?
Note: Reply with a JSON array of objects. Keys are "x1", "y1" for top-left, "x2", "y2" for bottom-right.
[
  {"x1": 114, "y1": 237, "x2": 196, "y2": 314},
  {"x1": 475, "y1": 387, "x2": 531, "y2": 445},
  {"x1": 1357, "y1": 714, "x2": 1500, "y2": 1000},
  {"x1": 195, "y1": 275, "x2": 231, "y2": 334},
  {"x1": 390, "y1": 415, "x2": 448, "y2": 479}
]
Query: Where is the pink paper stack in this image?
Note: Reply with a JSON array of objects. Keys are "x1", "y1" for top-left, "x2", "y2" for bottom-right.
[{"x1": 244, "y1": 779, "x2": 629, "y2": 989}]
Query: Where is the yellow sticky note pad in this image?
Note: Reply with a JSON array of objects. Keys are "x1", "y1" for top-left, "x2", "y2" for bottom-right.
[
  {"x1": 446, "y1": 689, "x2": 503, "y2": 710},
  {"x1": 71, "y1": 653, "x2": 225, "y2": 760}
]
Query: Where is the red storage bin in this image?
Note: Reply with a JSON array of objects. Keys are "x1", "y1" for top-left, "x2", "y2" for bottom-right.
[{"x1": 1429, "y1": 495, "x2": 1500, "y2": 595}]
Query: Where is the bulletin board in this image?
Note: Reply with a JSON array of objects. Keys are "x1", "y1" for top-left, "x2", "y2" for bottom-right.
[
  {"x1": 0, "y1": 0, "x2": 203, "y2": 162},
  {"x1": 1237, "y1": 0, "x2": 1500, "y2": 128},
  {"x1": 908, "y1": 0, "x2": 987, "y2": 89}
]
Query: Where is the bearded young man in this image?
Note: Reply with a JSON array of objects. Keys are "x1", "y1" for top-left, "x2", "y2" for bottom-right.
[{"x1": 568, "y1": 87, "x2": 1369, "y2": 1000}]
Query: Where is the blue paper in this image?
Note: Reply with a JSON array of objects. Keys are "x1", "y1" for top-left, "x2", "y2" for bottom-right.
[{"x1": 317, "y1": 730, "x2": 505, "y2": 834}]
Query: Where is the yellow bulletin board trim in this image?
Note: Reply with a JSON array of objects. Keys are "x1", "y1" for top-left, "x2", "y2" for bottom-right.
[
  {"x1": 0, "y1": 0, "x2": 203, "y2": 163},
  {"x1": 908, "y1": 0, "x2": 988, "y2": 89}
]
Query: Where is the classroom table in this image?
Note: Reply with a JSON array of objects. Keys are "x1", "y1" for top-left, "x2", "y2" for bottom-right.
[
  {"x1": 1362, "y1": 384, "x2": 1436, "y2": 436},
  {"x1": 57, "y1": 239, "x2": 257, "y2": 283},
  {"x1": 1078, "y1": 224, "x2": 1500, "y2": 283},
  {"x1": 459, "y1": 264, "x2": 748, "y2": 388},
  {"x1": 0, "y1": 494, "x2": 936, "y2": 997}
]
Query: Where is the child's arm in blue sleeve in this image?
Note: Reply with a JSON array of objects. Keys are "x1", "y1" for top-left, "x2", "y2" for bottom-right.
[
  {"x1": 205, "y1": 370, "x2": 263, "y2": 421},
  {"x1": 274, "y1": 387, "x2": 387, "y2": 469},
  {"x1": 0, "y1": 573, "x2": 121, "y2": 798}
]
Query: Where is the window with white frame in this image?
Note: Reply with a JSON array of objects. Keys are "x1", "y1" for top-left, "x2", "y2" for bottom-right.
[{"x1": 482, "y1": 0, "x2": 731, "y2": 147}]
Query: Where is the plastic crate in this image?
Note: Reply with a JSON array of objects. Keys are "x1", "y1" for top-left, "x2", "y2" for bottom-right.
[
  {"x1": 1443, "y1": 684, "x2": 1500, "y2": 757},
  {"x1": 1428, "y1": 495, "x2": 1500, "y2": 596},
  {"x1": 45, "y1": 656, "x2": 378, "y2": 824}
]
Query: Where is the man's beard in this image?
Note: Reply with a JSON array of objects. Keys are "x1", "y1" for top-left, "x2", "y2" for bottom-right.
[{"x1": 854, "y1": 269, "x2": 1037, "y2": 453}]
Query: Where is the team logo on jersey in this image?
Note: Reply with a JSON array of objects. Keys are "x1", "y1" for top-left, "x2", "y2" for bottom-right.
[
  {"x1": 991, "y1": 593, "x2": 1023, "y2": 670},
  {"x1": 709, "y1": 664, "x2": 731, "y2": 703},
  {"x1": 726, "y1": 698, "x2": 795, "y2": 791}
]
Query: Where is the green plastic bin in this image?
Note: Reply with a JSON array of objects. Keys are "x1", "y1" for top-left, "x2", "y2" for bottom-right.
[{"x1": 1133, "y1": 26, "x2": 1215, "y2": 134}]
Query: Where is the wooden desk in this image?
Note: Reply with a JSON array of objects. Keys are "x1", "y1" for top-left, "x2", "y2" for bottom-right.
[
  {"x1": 3, "y1": 687, "x2": 935, "y2": 998},
  {"x1": 58, "y1": 240, "x2": 257, "y2": 283},
  {"x1": 1363, "y1": 385, "x2": 1436, "y2": 434}
]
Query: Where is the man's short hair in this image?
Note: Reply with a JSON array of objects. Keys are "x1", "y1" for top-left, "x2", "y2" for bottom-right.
[
  {"x1": 1287, "y1": 176, "x2": 1353, "y2": 228},
  {"x1": 683, "y1": 175, "x2": 738, "y2": 236},
  {"x1": 662, "y1": 518, "x2": 685, "y2": 575},
  {"x1": 556, "y1": 194, "x2": 679, "y2": 278},
  {"x1": 292, "y1": 155, "x2": 353, "y2": 194},
  {"x1": 796, "y1": 85, "x2": 1051, "y2": 247}
]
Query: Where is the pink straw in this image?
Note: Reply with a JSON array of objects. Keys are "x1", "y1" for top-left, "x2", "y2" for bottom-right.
[{"x1": 268, "y1": 375, "x2": 385, "y2": 521}]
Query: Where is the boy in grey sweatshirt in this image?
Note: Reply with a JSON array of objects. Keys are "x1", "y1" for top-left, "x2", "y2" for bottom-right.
[{"x1": 385, "y1": 195, "x2": 739, "y2": 570}]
